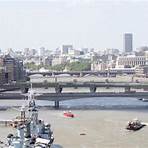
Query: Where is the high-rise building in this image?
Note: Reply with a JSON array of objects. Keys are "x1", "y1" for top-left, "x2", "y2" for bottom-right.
[
  {"x1": 124, "y1": 33, "x2": 133, "y2": 52},
  {"x1": 39, "y1": 47, "x2": 46, "y2": 57},
  {"x1": 61, "y1": 45, "x2": 73, "y2": 55},
  {"x1": 3, "y1": 55, "x2": 25, "y2": 82}
]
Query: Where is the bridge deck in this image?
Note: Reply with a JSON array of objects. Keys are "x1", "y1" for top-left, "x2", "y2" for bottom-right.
[
  {"x1": 1, "y1": 82, "x2": 148, "y2": 90},
  {"x1": 0, "y1": 92, "x2": 147, "y2": 101}
]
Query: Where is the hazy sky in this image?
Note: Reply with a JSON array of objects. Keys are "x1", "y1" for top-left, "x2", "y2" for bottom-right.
[{"x1": 0, "y1": 0, "x2": 148, "y2": 51}]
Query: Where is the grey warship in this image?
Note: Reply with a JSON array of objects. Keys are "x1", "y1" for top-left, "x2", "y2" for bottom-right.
[{"x1": 7, "y1": 89, "x2": 54, "y2": 148}]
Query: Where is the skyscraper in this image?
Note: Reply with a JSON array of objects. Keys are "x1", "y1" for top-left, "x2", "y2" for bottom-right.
[
  {"x1": 124, "y1": 33, "x2": 133, "y2": 52},
  {"x1": 61, "y1": 45, "x2": 73, "y2": 55}
]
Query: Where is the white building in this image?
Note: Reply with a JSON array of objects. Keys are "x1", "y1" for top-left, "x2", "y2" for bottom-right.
[
  {"x1": 91, "y1": 61, "x2": 107, "y2": 71},
  {"x1": 39, "y1": 47, "x2": 46, "y2": 57},
  {"x1": 52, "y1": 56, "x2": 67, "y2": 66},
  {"x1": 116, "y1": 55, "x2": 146, "y2": 68}
]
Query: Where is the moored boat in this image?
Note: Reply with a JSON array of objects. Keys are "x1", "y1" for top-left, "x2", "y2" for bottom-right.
[
  {"x1": 126, "y1": 119, "x2": 145, "y2": 131},
  {"x1": 7, "y1": 89, "x2": 54, "y2": 148}
]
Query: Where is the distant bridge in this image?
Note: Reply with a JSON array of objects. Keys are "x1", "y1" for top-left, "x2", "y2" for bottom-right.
[{"x1": 27, "y1": 70, "x2": 135, "y2": 77}]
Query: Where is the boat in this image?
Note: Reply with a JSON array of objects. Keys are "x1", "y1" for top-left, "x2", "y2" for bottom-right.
[
  {"x1": 126, "y1": 119, "x2": 145, "y2": 131},
  {"x1": 142, "y1": 98, "x2": 148, "y2": 102},
  {"x1": 63, "y1": 111, "x2": 74, "y2": 118},
  {"x1": 0, "y1": 105, "x2": 29, "y2": 128},
  {"x1": 0, "y1": 106, "x2": 8, "y2": 111},
  {"x1": 138, "y1": 98, "x2": 148, "y2": 102},
  {"x1": 6, "y1": 89, "x2": 54, "y2": 148},
  {"x1": 138, "y1": 98, "x2": 143, "y2": 101}
]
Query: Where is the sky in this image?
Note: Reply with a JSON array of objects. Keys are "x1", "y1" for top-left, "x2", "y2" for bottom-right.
[{"x1": 0, "y1": 0, "x2": 148, "y2": 51}]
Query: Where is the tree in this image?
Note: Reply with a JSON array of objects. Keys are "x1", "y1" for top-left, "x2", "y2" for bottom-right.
[{"x1": 67, "y1": 61, "x2": 91, "y2": 71}]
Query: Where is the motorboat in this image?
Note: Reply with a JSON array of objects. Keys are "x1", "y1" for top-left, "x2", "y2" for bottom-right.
[
  {"x1": 138, "y1": 98, "x2": 148, "y2": 102},
  {"x1": 126, "y1": 119, "x2": 145, "y2": 131},
  {"x1": 142, "y1": 98, "x2": 148, "y2": 102},
  {"x1": 63, "y1": 111, "x2": 74, "y2": 118}
]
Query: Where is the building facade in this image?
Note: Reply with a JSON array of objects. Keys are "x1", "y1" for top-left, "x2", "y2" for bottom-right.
[
  {"x1": 61, "y1": 45, "x2": 73, "y2": 55},
  {"x1": 2, "y1": 55, "x2": 25, "y2": 83},
  {"x1": 116, "y1": 56, "x2": 146, "y2": 68},
  {"x1": 124, "y1": 33, "x2": 133, "y2": 52}
]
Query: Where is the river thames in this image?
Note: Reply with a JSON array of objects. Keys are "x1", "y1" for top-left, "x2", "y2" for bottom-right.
[
  {"x1": 0, "y1": 97, "x2": 148, "y2": 148},
  {"x1": 0, "y1": 75, "x2": 148, "y2": 147}
]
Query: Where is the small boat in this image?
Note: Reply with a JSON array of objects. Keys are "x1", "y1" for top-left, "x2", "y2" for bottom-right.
[
  {"x1": 63, "y1": 111, "x2": 74, "y2": 118},
  {"x1": 142, "y1": 98, "x2": 148, "y2": 102},
  {"x1": 126, "y1": 119, "x2": 145, "y2": 131},
  {"x1": 138, "y1": 98, "x2": 143, "y2": 101},
  {"x1": 138, "y1": 98, "x2": 148, "y2": 102}
]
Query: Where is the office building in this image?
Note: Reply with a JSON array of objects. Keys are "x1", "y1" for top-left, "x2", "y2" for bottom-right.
[
  {"x1": 124, "y1": 33, "x2": 133, "y2": 52},
  {"x1": 3, "y1": 55, "x2": 25, "y2": 82},
  {"x1": 61, "y1": 45, "x2": 73, "y2": 55}
]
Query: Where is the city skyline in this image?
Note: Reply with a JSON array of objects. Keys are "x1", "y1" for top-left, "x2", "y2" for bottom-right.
[{"x1": 0, "y1": 0, "x2": 148, "y2": 50}]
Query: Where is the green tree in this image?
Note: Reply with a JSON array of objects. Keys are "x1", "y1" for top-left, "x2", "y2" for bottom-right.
[
  {"x1": 67, "y1": 61, "x2": 91, "y2": 71},
  {"x1": 24, "y1": 62, "x2": 38, "y2": 70}
]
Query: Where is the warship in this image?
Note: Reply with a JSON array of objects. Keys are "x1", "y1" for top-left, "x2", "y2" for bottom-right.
[{"x1": 6, "y1": 89, "x2": 54, "y2": 148}]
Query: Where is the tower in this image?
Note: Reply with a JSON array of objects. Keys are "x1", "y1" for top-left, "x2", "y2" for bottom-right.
[{"x1": 124, "y1": 33, "x2": 133, "y2": 53}]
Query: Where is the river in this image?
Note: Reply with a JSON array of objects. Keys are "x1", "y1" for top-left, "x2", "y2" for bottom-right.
[{"x1": 0, "y1": 76, "x2": 148, "y2": 147}]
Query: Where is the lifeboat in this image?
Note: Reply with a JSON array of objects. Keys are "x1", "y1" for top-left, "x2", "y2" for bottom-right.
[{"x1": 63, "y1": 111, "x2": 74, "y2": 118}]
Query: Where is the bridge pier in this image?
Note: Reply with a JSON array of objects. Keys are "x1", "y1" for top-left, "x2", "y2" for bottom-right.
[
  {"x1": 80, "y1": 72, "x2": 83, "y2": 77},
  {"x1": 21, "y1": 87, "x2": 29, "y2": 93},
  {"x1": 54, "y1": 100, "x2": 60, "y2": 109},
  {"x1": 52, "y1": 72, "x2": 55, "y2": 77},
  {"x1": 90, "y1": 86, "x2": 96, "y2": 93},
  {"x1": 55, "y1": 86, "x2": 63, "y2": 93},
  {"x1": 43, "y1": 80, "x2": 48, "y2": 89},
  {"x1": 125, "y1": 86, "x2": 131, "y2": 93}
]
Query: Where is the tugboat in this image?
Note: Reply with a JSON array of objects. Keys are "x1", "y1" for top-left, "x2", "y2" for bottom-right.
[
  {"x1": 7, "y1": 89, "x2": 54, "y2": 148},
  {"x1": 126, "y1": 118, "x2": 146, "y2": 131}
]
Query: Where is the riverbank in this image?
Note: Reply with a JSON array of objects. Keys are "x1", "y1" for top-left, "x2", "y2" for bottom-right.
[{"x1": 0, "y1": 109, "x2": 148, "y2": 148}]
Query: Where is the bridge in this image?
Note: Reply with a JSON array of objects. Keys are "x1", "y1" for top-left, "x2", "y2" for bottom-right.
[
  {"x1": 0, "y1": 92, "x2": 148, "y2": 108},
  {"x1": 1, "y1": 81, "x2": 148, "y2": 108},
  {"x1": 1, "y1": 82, "x2": 148, "y2": 93},
  {"x1": 27, "y1": 70, "x2": 135, "y2": 77}
]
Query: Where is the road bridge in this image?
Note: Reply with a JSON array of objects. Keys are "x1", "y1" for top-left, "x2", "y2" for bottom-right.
[
  {"x1": 1, "y1": 82, "x2": 148, "y2": 93},
  {"x1": 0, "y1": 92, "x2": 147, "y2": 108}
]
